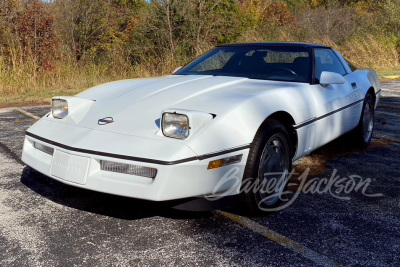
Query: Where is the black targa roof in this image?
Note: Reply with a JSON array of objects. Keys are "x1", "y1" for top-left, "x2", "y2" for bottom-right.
[{"x1": 219, "y1": 42, "x2": 329, "y2": 49}]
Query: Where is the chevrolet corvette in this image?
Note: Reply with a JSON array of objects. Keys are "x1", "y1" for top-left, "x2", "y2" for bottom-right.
[{"x1": 22, "y1": 43, "x2": 381, "y2": 212}]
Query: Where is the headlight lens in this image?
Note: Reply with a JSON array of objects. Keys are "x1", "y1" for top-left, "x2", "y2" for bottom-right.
[
  {"x1": 52, "y1": 99, "x2": 68, "y2": 119},
  {"x1": 162, "y1": 113, "x2": 189, "y2": 139}
]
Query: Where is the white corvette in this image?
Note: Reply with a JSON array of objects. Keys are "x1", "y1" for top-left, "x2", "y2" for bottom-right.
[{"x1": 22, "y1": 43, "x2": 381, "y2": 212}]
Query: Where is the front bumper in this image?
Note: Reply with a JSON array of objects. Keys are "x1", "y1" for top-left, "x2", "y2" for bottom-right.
[{"x1": 22, "y1": 134, "x2": 249, "y2": 201}]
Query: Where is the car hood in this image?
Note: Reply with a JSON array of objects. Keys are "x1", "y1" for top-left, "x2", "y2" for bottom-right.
[{"x1": 52, "y1": 75, "x2": 304, "y2": 140}]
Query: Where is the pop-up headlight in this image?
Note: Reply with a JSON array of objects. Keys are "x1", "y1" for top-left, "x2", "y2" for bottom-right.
[
  {"x1": 162, "y1": 113, "x2": 189, "y2": 139},
  {"x1": 52, "y1": 99, "x2": 68, "y2": 119}
]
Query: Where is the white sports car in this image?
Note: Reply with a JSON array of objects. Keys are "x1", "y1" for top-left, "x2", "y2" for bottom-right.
[{"x1": 22, "y1": 43, "x2": 381, "y2": 212}]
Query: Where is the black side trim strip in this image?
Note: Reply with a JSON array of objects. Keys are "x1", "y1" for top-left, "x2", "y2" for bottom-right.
[
  {"x1": 375, "y1": 89, "x2": 382, "y2": 95},
  {"x1": 25, "y1": 131, "x2": 250, "y2": 165},
  {"x1": 294, "y1": 99, "x2": 364, "y2": 130},
  {"x1": 197, "y1": 145, "x2": 251, "y2": 160}
]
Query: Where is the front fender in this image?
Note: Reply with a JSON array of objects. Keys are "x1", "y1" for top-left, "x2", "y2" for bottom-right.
[{"x1": 185, "y1": 85, "x2": 315, "y2": 156}]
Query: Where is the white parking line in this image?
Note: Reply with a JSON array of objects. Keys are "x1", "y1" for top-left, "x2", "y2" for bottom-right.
[
  {"x1": 14, "y1": 108, "x2": 40, "y2": 120},
  {"x1": 217, "y1": 211, "x2": 339, "y2": 266}
]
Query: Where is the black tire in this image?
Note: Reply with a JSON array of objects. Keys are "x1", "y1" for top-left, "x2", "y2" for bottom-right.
[
  {"x1": 353, "y1": 94, "x2": 375, "y2": 148},
  {"x1": 240, "y1": 120, "x2": 292, "y2": 214}
]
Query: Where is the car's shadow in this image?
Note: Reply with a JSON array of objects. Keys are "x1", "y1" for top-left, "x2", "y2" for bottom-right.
[{"x1": 20, "y1": 166, "x2": 218, "y2": 220}]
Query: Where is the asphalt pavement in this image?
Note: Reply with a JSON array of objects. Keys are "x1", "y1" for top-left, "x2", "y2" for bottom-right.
[{"x1": 0, "y1": 82, "x2": 399, "y2": 266}]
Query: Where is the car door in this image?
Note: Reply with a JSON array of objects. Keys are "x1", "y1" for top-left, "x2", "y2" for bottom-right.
[{"x1": 310, "y1": 48, "x2": 364, "y2": 149}]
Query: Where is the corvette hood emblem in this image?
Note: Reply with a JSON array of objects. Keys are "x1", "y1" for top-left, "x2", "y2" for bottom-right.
[{"x1": 98, "y1": 117, "x2": 114, "y2": 125}]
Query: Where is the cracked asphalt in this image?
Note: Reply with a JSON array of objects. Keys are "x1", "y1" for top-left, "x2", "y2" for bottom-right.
[{"x1": 0, "y1": 82, "x2": 399, "y2": 266}]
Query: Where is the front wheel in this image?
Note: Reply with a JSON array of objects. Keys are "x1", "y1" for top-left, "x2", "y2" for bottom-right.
[
  {"x1": 240, "y1": 120, "x2": 292, "y2": 214},
  {"x1": 353, "y1": 94, "x2": 375, "y2": 147}
]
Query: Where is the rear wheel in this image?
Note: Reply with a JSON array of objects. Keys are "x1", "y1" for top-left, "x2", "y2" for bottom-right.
[
  {"x1": 353, "y1": 94, "x2": 375, "y2": 147},
  {"x1": 240, "y1": 120, "x2": 292, "y2": 214}
]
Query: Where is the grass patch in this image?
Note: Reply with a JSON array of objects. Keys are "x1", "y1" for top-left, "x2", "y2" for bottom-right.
[
  {"x1": 0, "y1": 53, "x2": 180, "y2": 108},
  {"x1": 376, "y1": 69, "x2": 400, "y2": 81},
  {"x1": 0, "y1": 61, "x2": 149, "y2": 108}
]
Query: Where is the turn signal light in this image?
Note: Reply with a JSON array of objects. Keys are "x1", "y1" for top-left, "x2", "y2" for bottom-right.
[{"x1": 208, "y1": 154, "x2": 243, "y2": 170}]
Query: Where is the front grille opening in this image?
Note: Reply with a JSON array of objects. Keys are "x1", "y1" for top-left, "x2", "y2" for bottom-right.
[
  {"x1": 100, "y1": 160, "x2": 157, "y2": 178},
  {"x1": 33, "y1": 142, "x2": 54, "y2": 155}
]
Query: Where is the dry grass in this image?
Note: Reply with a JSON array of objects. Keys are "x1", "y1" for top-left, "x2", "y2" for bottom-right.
[
  {"x1": 376, "y1": 69, "x2": 400, "y2": 81},
  {"x1": 0, "y1": 58, "x2": 124, "y2": 107},
  {"x1": 0, "y1": 52, "x2": 182, "y2": 108},
  {"x1": 320, "y1": 35, "x2": 400, "y2": 70},
  {"x1": 0, "y1": 37, "x2": 399, "y2": 108}
]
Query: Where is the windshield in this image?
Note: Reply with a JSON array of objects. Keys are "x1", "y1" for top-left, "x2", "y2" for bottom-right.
[{"x1": 175, "y1": 46, "x2": 312, "y2": 83}]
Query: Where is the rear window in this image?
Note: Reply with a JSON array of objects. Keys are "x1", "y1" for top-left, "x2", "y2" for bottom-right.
[{"x1": 263, "y1": 51, "x2": 309, "y2": 64}]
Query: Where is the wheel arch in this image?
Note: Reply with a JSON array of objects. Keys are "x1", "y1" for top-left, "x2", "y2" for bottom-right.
[
  {"x1": 367, "y1": 87, "x2": 376, "y2": 104},
  {"x1": 256, "y1": 111, "x2": 298, "y2": 159}
]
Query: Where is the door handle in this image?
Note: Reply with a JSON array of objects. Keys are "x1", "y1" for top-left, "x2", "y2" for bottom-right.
[{"x1": 351, "y1": 82, "x2": 357, "y2": 89}]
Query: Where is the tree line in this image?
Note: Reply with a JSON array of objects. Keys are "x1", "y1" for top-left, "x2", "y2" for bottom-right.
[{"x1": 0, "y1": 0, "x2": 399, "y2": 104}]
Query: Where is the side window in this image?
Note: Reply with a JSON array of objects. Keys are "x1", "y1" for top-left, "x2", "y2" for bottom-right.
[
  {"x1": 314, "y1": 49, "x2": 347, "y2": 82},
  {"x1": 345, "y1": 59, "x2": 357, "y2": 72},
  {"x1": 333, "y1": 49, "x2": 357, "y2": 73}
]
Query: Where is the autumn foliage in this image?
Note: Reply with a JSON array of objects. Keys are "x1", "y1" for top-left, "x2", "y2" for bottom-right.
[{"x1": 0, "y1": 0, "x2": 399, "y2": 106}]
